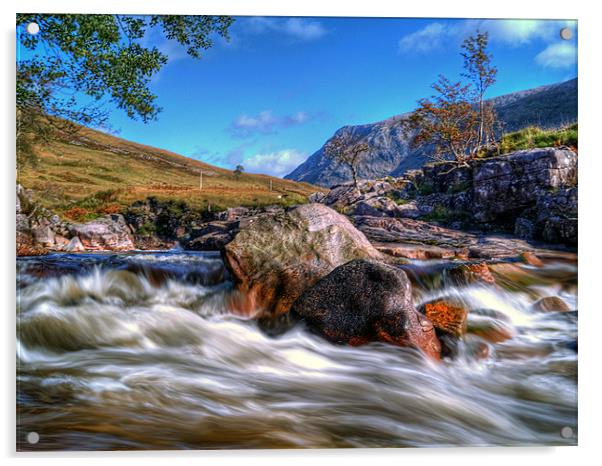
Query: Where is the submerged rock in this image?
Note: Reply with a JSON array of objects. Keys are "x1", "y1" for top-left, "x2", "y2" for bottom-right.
[
  {"x1": 467, "y1": 312, "x2": 515, "y2": 343},
  {"x1": 520, "y1": 251, "x2": 544, "y2": 267},
  {"x1": 223, "y1": 204, "x2": 383, "y2": 316},
  {"x1": 291, "y1": 259, "x2": 441, "y2": 359},
  {"x1": 533, "y1": 296, "x2": 571, "y2": 312}
]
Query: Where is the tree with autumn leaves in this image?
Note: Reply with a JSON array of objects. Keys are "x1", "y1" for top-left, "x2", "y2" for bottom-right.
[
  {"x1": 324, "y1": 132, "x2": 370, "y2": 189},
  {"x1": 406, "y1": 31, "x2": 499, "y2": 163}
]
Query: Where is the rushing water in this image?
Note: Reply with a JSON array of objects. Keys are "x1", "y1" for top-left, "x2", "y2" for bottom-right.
[{"x1": 16, "y1": 250, "x2": 577, "y2": 450}]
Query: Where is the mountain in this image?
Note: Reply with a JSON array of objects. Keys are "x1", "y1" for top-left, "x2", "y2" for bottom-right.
[
  {"x1": 17, "y1": 122, "x2": 322, "y2": 219},
  {"x1": 285, "y1": 78, "x2": 577, "y2": 187}
]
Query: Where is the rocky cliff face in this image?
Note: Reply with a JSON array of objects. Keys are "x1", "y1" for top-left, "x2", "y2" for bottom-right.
[
  {"x1": 316, "y1": 147, "x2": 578, "y2": 246},
  {"x1": 285, "y1": 78, "x2": 577, "y2": 187}
]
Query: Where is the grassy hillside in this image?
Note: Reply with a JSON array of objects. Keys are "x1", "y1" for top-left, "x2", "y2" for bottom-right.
[
  {"x1": 499, "y1": 123, "x2": 577, "y2": 154},
  {"x1": 17, "y1": 124, "x2": 324, "y2": 221}
]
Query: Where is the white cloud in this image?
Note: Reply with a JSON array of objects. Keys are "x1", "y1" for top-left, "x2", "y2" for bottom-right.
[
  {"x1": 464, "y1": 19, "x2": 560, "y2": 46},
  {"x1": 229, "y1": 110, "x2": 315, "y2": 137},
  {"x1": 397, "y1": 19, "x2": 577, "y2": 70},
  {"x1": 282, "y1": 18, "x2": 327, "y2": 41},
  {"x1": 535, "y1": 42, "x2": 577, "y2": 69},
  {"x1": 243, "y1": 149, "x2": 308, "y2": 177},
  {"x1": 398, "y1": 23, "x2": 448, "y2": 53},
  {"x1": 231, "y1": 110, "x2": 278, "y2": 135},
  {"x1": 244, "y1": 17, "x2": 327, "y2": 41}
]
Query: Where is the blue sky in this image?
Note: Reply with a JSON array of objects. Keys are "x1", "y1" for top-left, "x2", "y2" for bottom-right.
[{"x1": 21, "y1": 16, "x2": 579, "y2": 177}]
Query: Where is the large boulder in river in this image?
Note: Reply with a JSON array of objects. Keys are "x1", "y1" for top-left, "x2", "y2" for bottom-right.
[
  {"x1": 223, "y1": 203, "x2": 383, "y2": 316},
  {"x1": 69, "y1": 214, "x2": 135, "y2": 251},
  {"x1": 291, "y1": 259, "x2": 441, "y2": 359}
]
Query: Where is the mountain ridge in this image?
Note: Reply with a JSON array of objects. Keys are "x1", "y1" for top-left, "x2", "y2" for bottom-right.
[{"x1": 285, "y1": 78, "x2": 577, "y2": 187}]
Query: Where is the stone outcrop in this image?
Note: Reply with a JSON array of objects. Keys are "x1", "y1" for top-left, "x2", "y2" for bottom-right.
[
  {"x1": 68, "y1": 215, "x2": 135, "y2": 251},
  {"x1": 223, "y1": 204, "x2": 383, "y2": 316},
  {"x1": 354, "y1": 216, "x2": 543, "y2": 260},
  {"x1": 16, "y1": 184, "x2": 136, "y2": 255},
  {"x1": 290, "y1": 259, "x2": 441, "y2": 359},
  {"x1": 472, "y1": 148, "x2": 577, "y2": 224},
  {"x1": 316, "y1": 148, "x2": 577, "y2": 246}
]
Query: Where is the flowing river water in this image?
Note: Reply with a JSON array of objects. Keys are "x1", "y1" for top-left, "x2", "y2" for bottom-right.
[{"x1": 16, "y1": 250, "x2": 577, "y2": 450}]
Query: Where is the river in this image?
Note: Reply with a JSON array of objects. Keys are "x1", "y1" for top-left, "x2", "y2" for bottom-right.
[{"x1": 16, "y1": 250, "x2": 577, "y2": 450}]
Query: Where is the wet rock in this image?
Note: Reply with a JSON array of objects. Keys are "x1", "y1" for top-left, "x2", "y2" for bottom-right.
[
  {"x1": 69, "y1": 214, "x2": 135, "y2": 251},
  {"x1": 463, "y1": 337, "x2": 492, "y2": 360},
  {"x1": 291, "y1": 259, "x2": 441, "y2": 360},
  {"x1": 376, "y1": 243, "x2": 456, "y2": 260},
  {"x1": 446, "y1": 262, "x2": 496, "y2": 286},
  {"x1": 533, "y1": 296, "x2": 571, "y2": 312},
  {"x1": 488, "y1": 262, "x2": 554, "y2": 290},
  {"x1": 355, "y1": 216, "x2": 538, "y2": 260},
  {"x1": 466, "y1": 314, "x2": 515, "y2": 343},
  {"x1": 223, "y1": 204, "x2": 383, "y2": 316},
  {"x1": 520, "y1": 251, "x2": 544, "y2": 267},
  {"x1": 417, "y1": 298, "x2": 468, "y2": 358},
  {"x1": 418, "y1": 298, "x2": 468, "y2": 338}
]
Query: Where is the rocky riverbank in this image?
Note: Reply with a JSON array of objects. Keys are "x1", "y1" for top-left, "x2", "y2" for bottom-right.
[{"x1": 16, "y1": 147, "x2": 578, "y2": 361}]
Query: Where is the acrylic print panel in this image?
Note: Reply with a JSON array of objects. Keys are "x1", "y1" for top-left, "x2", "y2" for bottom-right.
[{"x1": 16, "y1": 14, "x2": 578, "y2": 451}]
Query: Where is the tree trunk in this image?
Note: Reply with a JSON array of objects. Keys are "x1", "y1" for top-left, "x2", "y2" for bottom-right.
[{"x1": 350, "y1": 165, "x2": 359, "y2": 190}]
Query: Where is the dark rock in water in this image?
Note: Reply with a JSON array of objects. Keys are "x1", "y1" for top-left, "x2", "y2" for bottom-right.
[
  {"x1": 462, "y1": 336, "x2": 492, "y2": 360},
  {"x1": 291, "y1": 259, "x2": 441, "y2": 360},
  {"x1": 223, "y1": 204, "x2": 383, "y2": 316},
  {"x1": 533, "y1": 296, "x2": 571, "y2": 312},
  {"x1": 562, "y1": 340, "x2": 578, "y2": 353}
]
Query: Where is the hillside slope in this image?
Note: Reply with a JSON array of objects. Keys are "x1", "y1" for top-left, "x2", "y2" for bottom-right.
[
  {"x1": 285, "y1": 78, "x2": 577, "y2": 187},
  {"x1": 17, "y1": 124, "x2": 322, "y2": 219}
]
